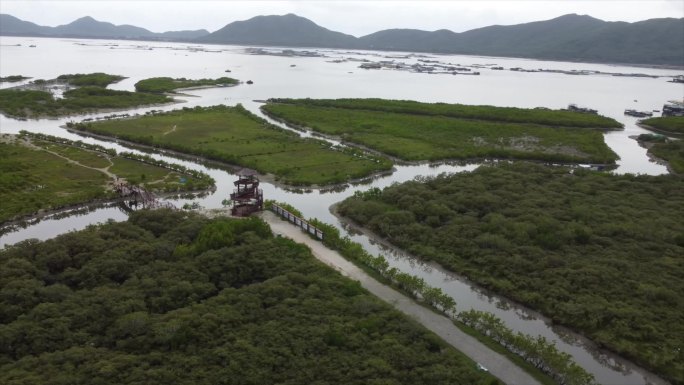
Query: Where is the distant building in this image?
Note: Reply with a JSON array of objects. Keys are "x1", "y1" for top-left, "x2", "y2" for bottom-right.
[{"x1": 662, "y1": 102, "x2": 684, "y2": 117}]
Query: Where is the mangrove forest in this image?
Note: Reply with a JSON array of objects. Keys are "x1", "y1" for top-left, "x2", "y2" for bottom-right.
[
  {"x1": 337, "y1": 162, "x2": 684, "y2": 383},
  {"x1": 0, "y1": 210, "x2": 499, "y2": 385}
]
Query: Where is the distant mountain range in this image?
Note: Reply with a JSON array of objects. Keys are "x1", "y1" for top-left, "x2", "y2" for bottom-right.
[
  {"x1": 1, "y1": 13, "x2": 682, "y2": 66},
  {"x1": 0, "y1": 14, "x2": 208, "y2": 41}
]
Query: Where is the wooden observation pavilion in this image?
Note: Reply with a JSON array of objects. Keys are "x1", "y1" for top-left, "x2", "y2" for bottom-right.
[{"x1": 230, "y1": 168, "x2": 264, "y2": 216}]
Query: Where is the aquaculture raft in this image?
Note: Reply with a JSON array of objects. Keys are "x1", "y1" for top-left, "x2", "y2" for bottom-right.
[{"x1": 230, "y1": 168, "x2": 264, "y2": 216}]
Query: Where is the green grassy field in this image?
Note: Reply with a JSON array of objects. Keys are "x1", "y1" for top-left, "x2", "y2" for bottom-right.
[
  {"x1": 262, "y1": 99, "x2": 620, "y2": 164},
  {"x1": 338, "y1": 162, "x2": 684, "y2": 383},
  {"x1": 134, "y1": 77, "x2": 238, "y2": 93},
  {"x1": 35, "y1": 140, "x2": 113, "y2": 169},
  {"x1": 77, "y1": 105, "x2": 392, "y2": 186},
  {"x1": 0, "y1": 140, "x2": 109, "y2": 222},
  {"x1": 641, "y1": 116, "x2": 684, "y2": 136},
  {"x1": 0, "y1": 136, "x2": 212, "y2": 223}
]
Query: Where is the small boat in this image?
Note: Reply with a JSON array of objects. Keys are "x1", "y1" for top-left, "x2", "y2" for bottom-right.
[
  {"x1": 624, "y1": 109, "x2": 653, "y2": 117},
  {"x1": 246, "y1": 80, "x2": 253, "y2": 85},
  {"x1": 566, "y1": 104, "x2": 598, "y2": 114},
  {"x1": 29, "y1": 45, "x2": 36, "y2": 48},
  {"x1": 662, "y1": 102, "x2": 684, "y2": 117},
  {"x1": 290, "y1": 64, "x2": 296, "y2": 67}
]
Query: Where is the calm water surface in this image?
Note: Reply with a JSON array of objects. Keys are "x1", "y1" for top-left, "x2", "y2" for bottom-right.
[{"x1": 1, "y1": 36, "x2": 682, "y2": 385}]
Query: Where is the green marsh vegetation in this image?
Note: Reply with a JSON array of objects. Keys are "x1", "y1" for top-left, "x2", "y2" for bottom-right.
[
  {"x1": 0, "y1": 72, "x2": 172, "y2": 118},
  {"x1": 0, "y1": 75, "x2": 31, "y2": 83},
  {"x1": 56, "y1": 73, "x2": 126, "y2": 87},
  {"x1": 338, "y1": 162, "x2": 684, "y2": 383},
  {"x1": 268, "y1": 98, "x2": 623, "y2": 128},
  {"x1": 134, "y1": 77, "x2": 239, "y2": 93},
  {"x1": 0, "y1": 210, "x2": 499, "y2": 385},
  {"x1": 262, "y1": 99, "x2": 621, "y2": 164},
  {"x1": 75, "y1": 105, "x2": 392, "y2": 186},
  {"x1": 0, "y1": 73, "x2": 238, "y2": 119},
  {"x1": 638, "y1": 134, "x2": 684, "y2": 174},
  {"x1": 0, "y1": 138, "x2": 108, "y2": 223},
  {"x1": 649, "y1": 140, "x2": 684, "y2": 174},
  {"x1": 641, "y1": 116, "x2": 684, "y2": 136},
  {"x1": 0, "y1": 133, "x2": 213, "y2": 223}
]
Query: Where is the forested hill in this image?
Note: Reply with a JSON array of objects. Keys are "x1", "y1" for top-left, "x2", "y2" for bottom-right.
[
  {"x1": 0, "y1": 14, "x2": 208, "y2": 41},
  {"x1": 359, "y1": 14, "x2": 684, "y2": 66},
  {"x1": 2, "y1": 13, "x2": 683, "y2": 66},
  {"x1": 201, "y1": 13, "x2": 358, "y2": 48},
  {"x1": 194, "y1": 13, "x2": 684, "y2": 66}
]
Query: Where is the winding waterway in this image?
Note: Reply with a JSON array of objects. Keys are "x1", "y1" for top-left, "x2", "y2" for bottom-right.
[{"x1": 1, "y1": 36, "x2": 682, "y2": 385}]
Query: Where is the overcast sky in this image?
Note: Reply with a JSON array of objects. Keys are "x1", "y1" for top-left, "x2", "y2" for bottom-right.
[{"x1": 2, "y1": 0, "x2": 683, "y2": 36}]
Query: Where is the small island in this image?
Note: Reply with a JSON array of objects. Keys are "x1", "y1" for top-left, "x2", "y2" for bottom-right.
[
  {"x1": 69, "y1": 105, "x2": 392, "y2": 186},
  {"x1": 262, "y1": 98, "x2": 622, "y2": 165},
  {"x1": 57, "y1": 72, "x2": 127, "y2": 87},
  {"x1": 0, "y1": 132, "x2": 214, "y2": 224},
  {"x1": 134, "y1": 76, "x2": 238, "y2": 93},
  {"x1": 0, "y1": 73, "x2": 239, "y2": 119},
  {"x1": 0, "y1": 75, "x2": 32, "y2": 83}
]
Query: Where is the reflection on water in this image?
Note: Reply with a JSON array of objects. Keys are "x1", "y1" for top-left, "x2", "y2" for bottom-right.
[
  {"x1": 1, "y1": 36, "x2": 680, "y2": 385},
  {"x1": 0, "y1": 204, "x2": 128, "y2": 247}
]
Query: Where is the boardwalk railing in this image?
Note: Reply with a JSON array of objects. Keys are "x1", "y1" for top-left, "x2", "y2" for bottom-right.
[{"x1": 271, "y1": 204, "x2": 324, "y2": 240}]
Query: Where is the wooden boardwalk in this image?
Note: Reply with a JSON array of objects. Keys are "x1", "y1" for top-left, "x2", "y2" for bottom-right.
[
  {"x1": 270, "y1": 204, "x2": 324, "y2": 240},
  {"x1": 113, "y1": 180, "x2": 174, "y2": 210}
]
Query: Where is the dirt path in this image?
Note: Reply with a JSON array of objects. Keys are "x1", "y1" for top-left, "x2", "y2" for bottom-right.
[
  {"x1": 17, "y1": 137, "x2": 118, "y2": 180},
  {"x1": 41, "y1": 146, "x2": 117, "y2": 179},
  {"x1": 260, "y1": 211, "x2": 541, "y2": 385},
  {"x1": 163, "y1": 124, "x2": 177, "y2": 136}
]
